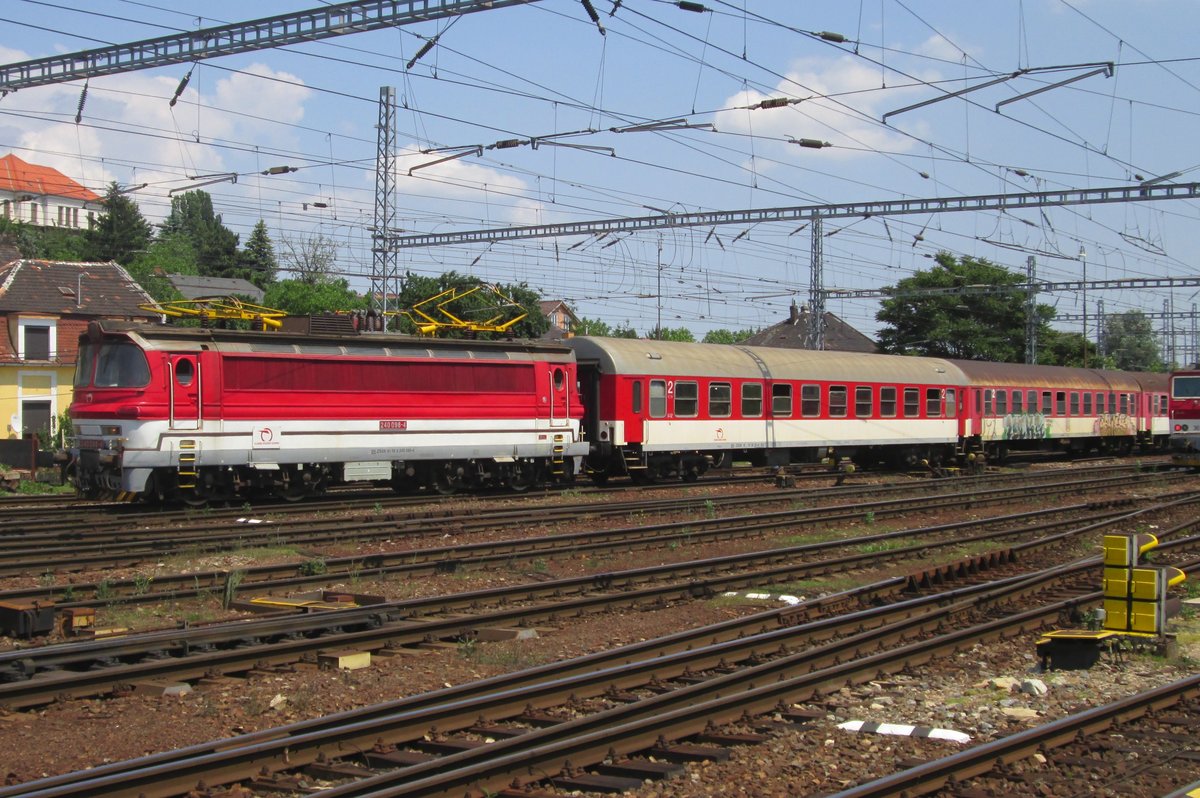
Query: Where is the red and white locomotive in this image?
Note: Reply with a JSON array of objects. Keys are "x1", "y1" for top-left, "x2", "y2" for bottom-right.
[
  {"x1": 68, "y1": 320, "x2": 586, "y2": 503},
  {"x1": 1169, "y1": 367, "x2": 1200, "y2": 467},
  {"x1": 66, "y1": 320, "x2": 1171, "y2": 502}
]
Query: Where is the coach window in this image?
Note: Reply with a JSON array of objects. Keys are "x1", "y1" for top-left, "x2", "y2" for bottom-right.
[
  {"x1": 983, "y1": 389, "x2": 993, "y2": 416},
  {"x1": 1056, "y1": 391, "x2": 1066, "y2": 415},
  {"x1": 649, "y1": 380, "x2": 667, "y2": 418},
  {"x1": 828, "y1": 386, "x2": 847, "y2": 417},
  {"x1": 1012, "y1": 391, "x2": 1023, "y2": 413},
  {"x1": 855, "y1": 386, "x2": 872, "y2": 418},
  {"x1": 772, "y1": 384, "x2": 793, "y2": 417},
  {"x1": 1042, "y1": 391, "x2": 1053, "y2": 415},
  {"x1": 1069, "y1": 392, "x2": 1079, "y2": 415},
  {"x1": 709, "y1": 382, "x2": 732, "y2": 418},
  {"x1": 945, "y1": 388, "x2": 957, "y2": 417},
  {"x1": 995, "y1": 389, "x2": 1007, "y2": 416},
  {"x1": 903, "y1": 387, "x2": 920, "y2": 417},
  {"x1": 741, "y1": 383, "x2": 763, "y2": 417},
  {"x1": 801, "y1": 384, "x2": 821, "y2": 417},
  {"x1": 1083, "y1": 393, "x2": 1093, "y2": 414},
  {"x1": 675, "y1": 381, "x2": 698, "y2": 417},
  {"x1": 880, "y1": 386, "x2": 897, "y2": 417},
  {"x1": 1096, "y1": 393, "x2": 1105, "y2": 413},
  {"x1": 925, "y1": 388, "x2": 942, "y2": 417},
  {"x1": 1027, "y1": 390, "x2": 1037, "y2": 412},
  {"x1": 631, "y1": 381, "x2": 643, "y2": 414},
  {"x1": 1119, "y1": 393, "x2": 1129, "y2": 414}
]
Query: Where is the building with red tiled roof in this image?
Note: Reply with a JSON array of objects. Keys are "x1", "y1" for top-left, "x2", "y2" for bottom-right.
[
  {"x1": 0, "y1": 259, "x2": 158, "y2": 441},
  {"x1": 0, "y1": 154, "x2": 101, "y2": 231},
  {"x1": 539, "y1": 299, "x2": 579, "y2": 340},
  {"x1": 743, "y1": 301, "x2": 878, "y2": 353}
]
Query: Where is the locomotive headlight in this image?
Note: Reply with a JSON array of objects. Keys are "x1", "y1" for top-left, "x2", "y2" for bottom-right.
[{"x1": 101, "y1": 425, "x2": 121, "y2": 436}]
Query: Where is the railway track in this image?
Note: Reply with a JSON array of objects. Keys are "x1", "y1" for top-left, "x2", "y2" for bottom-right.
[
  {"x1": 0, "y1": 463, "x2": 1179, "y2": 584},
  {"x1": 0, "y1": 468, "x2": 1184, "y2": 612},
  {"x1": 1, "y1": 492, "x2": 1196, "y2": 711},
  {"x1": 6, "y1": 528, "x2": 1199, "y2": 798}
]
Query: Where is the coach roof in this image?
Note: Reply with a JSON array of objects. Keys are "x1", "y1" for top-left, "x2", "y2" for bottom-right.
[{"x1": 567, "y1": 336, "x2": 967, "y2": 385}]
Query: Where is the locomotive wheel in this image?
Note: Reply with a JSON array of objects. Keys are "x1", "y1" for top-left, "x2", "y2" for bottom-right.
[{"x1": 509, "y1": 462, "x2": 537, "y2": 493}]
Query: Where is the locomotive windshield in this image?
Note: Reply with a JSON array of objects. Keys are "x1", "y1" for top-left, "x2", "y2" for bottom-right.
[
  {"x1": 75, "y1": 340, "x2": 151, "y2": 388},
  {"x1": 1172, "y1": 376, "x2": 1200, "y2": 399}
]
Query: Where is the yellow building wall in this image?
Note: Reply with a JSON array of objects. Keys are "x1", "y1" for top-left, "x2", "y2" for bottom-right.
[{"x1": 0, "y1": 365, "x2": 74, "y2": 440}]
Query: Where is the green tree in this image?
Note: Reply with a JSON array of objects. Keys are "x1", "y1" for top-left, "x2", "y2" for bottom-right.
[
  {"x1": 1039, "y1": 329, "x2": 1100, "y2": 368},
  {"x1": 702, "y1": 328, "x2": 755, "y2": 344},
  {"x1": 264, "y1": 278, "x2": 365, "y2": 316},
  {"x1": 876, "y1": 252, "x2": 1055, "y2": 362},
  {"x1": 650, "y1": 325, "x2": 695, "y2": 342},
  {"x1": 239, "y1": 220, "x2": 277, "y2": 289},
  {"x1": 126, "y1": 232, "x2": 198, "y2": 303},
  {"x1": 576, "y1": 317, "x2": 613, "y2": 336},
  {"x1": 1101, "y1": 310, "x2": 1163, "y2": 371},
  {"x1": 83, "y1": 182, "x2": 152, "y2": 264},
  {"x1": 0, "y1": 218, "x2": 87, "y2": 261},
  {"x1": 159, "y1": 190, "x2": 240, "y2": 279}
]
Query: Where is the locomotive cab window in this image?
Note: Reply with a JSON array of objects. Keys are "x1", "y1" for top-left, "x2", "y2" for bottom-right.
[
  {"x1": 649, "y1": 380, "x2": 667, "y2": 418},
  {"x1": 174, "y1": 358, "x2": 195, "y2": 387},
  {"x1": 926, "y1": 388, "x2": 942, "y2": 417},
  {"x1": 903, "y1": 388, "x2": 920, "y2": 418},
  {"x1": 631, "y1": 381, "x2": 643, "y2": 414},
  {"x1": 828, "y1": 386, "x2": 847, "y2": 418},
  {"x1": 879, "y1": 386, "x2": 897, "y2": 417},
  {"x1": 675, "y1": 381, "x2": 698, "y2": 417},
  {"x1": 93, "y1": 341, "x2": 151, "y2": 388},
  {"x1": 772, "y1": 384, "x2": 793, "y2": 417},
  {"x1": 855, "y1": 386, "x2": 872, "y2": 418},
  {"x1": 741, "y1": 383, "x2": 763, "y2": 417},
  {"x1": 801, "y1": 384, "x2": 821, "y2": 417},
  {"x1": 709, "y1": 382, "x2": 732, "y2": 418}
]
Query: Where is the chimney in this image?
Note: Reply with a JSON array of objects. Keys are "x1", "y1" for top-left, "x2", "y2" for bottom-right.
[{"x1": 789, "y1": 301, "x2": 800, "y2": 325}]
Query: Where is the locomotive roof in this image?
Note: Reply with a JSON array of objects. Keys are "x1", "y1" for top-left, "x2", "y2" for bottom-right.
[
  {"x1": 566, "y1": 336, "x2": 967, "y2": 385},
  {"x1": 949, "y1": 359, "x2": 1157, "y2": 392},
  {"x1": 89, "y1": 320, "x2": 577, "y2": 362}
]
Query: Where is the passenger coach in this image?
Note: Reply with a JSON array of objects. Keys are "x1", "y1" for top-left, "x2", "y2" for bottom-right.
[{"x1": 566, "y1": 337, "x2": 967, "y2": 481}]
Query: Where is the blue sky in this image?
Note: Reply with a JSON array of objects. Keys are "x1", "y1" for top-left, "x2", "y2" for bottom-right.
[{"x1": 2, "y1": 1, "x2": 1199, "y2": 352}]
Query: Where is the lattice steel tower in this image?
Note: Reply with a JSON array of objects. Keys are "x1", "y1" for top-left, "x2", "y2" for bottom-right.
[{"x1": 371, "y1": 86, "x2": 399, "y2": 320}]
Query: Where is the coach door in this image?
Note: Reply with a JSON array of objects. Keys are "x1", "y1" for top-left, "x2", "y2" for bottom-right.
[{"x1": 169, "y1": 355, "x2": 201, "y2": 430}]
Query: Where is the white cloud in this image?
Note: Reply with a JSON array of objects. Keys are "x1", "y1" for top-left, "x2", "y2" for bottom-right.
[{"x1": 395, "y1": 141, "x2": 544, "y2": 226}]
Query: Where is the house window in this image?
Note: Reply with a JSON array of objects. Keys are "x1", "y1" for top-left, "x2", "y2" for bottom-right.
[
  {"x1": 741, "y1": 383, "x2": 762, "y2": 417},
  {"x1": 29, "y1": 203, "x2": 38, "y2": 224},
  {"x1": 20, "y1": 322, "x2": 53, "y2": 361},
  {"x1": 1, "y1": 200, "x2": 9, "y2": 219}
]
